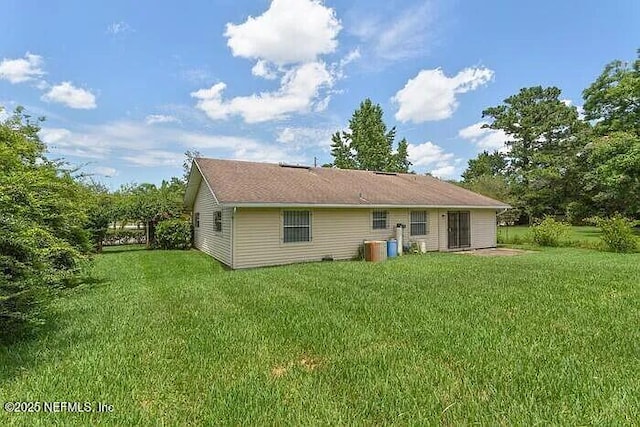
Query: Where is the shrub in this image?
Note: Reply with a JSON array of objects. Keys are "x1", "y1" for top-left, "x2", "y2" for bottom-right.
[
  {"x1": 155, "y1": 219, "x2": 192, "y2": 250},
  {"x1": 566, "y1": 201, "x2": 592, "y2": 225},
  {"x1": 531, "y1": 216, "x2": 571, "y2": 247},
  {"x1": 589, "y1": 215, "x2": 639, "y2": 253}
]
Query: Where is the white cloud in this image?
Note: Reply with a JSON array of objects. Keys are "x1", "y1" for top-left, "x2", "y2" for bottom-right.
[
  {"x1": 145, "y1": 114, "x2": 180, "y2": 125},
  {"x1": 561, "y1": 98, "x2": 585, "y2": 118},
  {"x1": 350, "y1": 2, "x2": 435, "y2": 63},
  {"x1": 225, "y1": 0, "x2": 341, "y2": 65},
  {"x1": 191, "y1": 61, "x2": 334, "y2": 123},
  {"x1": 458, "y1": 121, "x2": 509, "y2": 152},
  {"x1": 107, "y1": 21, "x2": 133, "y2": 35},
  {"x1": 39, "y1": 120, "x2": 300, "y2": 166},
  {"x1": 393, "y1": 67, "x2": 494, "y2": 123},
  {"x1": 407, "y1": 141, "x2": 460, "y2": 178},
  {"x1": 0, "y1": 53, "x2": 45, "y2": 84},
  {"x1": 42, "y1": 82, "x2": 97, "y2": 109},
  {"x1": 251, "y1": 60, "x2": 278, "y2": 79},
  {"x1": 276, "y1": 126, "x2": 335, "y2": 151},
  {"x1": 92, "y1": 166, "x2": 118, "y2": 177}
]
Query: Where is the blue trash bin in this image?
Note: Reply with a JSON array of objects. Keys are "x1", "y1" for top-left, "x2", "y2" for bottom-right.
[{"x1": 387, "y1": 239, "x2": 398, "y2": 257}]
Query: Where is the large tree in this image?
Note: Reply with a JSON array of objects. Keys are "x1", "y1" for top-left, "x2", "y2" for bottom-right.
[
  {"x1": 461, "y1": 150, "x2": 507, "y2": 182},
  {"x1": 329, "y1": 98, "x2": 411, "y2": 172},
  {"x1": 482, "y1": 86, "x2": 586, "y2": 220},
  {"x1": 583, "y1": 50, "x2": 640, "y2": 136}
]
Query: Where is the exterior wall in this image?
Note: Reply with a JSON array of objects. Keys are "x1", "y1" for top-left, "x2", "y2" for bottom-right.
[
  {"x1": 192, "y1": 181, "x2": 233, "y2": 266},
  {"x1": 438, "y1": 208, "x2": 497, "y2": 251},
  {"x1": 233, "y1": 208, "x2": 442, "y2": 269}
]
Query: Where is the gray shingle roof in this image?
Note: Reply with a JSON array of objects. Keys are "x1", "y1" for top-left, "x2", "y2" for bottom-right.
[{"x1": 191, "y1": 158, "x2": 510, "y2": 208}]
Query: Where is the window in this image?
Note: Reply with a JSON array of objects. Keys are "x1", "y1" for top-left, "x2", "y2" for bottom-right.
[
  {"x1": 214, "y1": 211, "x2": 222, "y2": 232},
  {"x1": 194, "y1": 212, "x2": 200, "y2": 228},
  {"x1": 410, "y1": 211, "x2": 427, "y2": 236},
  {"x1": 283, "y1": 211, "x2": 311, "y2": 243},
  {"x1": 372, "y1": 210, "x2": 388, "y2": 229}
]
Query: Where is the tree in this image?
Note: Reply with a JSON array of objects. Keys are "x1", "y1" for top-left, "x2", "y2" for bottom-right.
[
  {"x1": 583, "y1": 50, "x2": 640, "y2": 136},
  {"x1": 461, "y1": 150, "x2": 506, "y2": 182},
  {"x1": 482, "y1": 86, "x2": 585, "y2": 220},
  {"x1": 1, "y1": 107, "x2": 90, "y2": 340},
  {"x1": 183, "y1": 149, "x2": 201, "y2": 184},
  {"x1": 584, "y1": 132, "x2": 640, "y2": 218},
  {"x1": 329, "y1": 99, "x2": 411, "y2": 172}
]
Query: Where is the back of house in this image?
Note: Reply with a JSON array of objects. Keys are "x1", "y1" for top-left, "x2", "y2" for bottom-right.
[{"x1": 184, "y1": 158, "x2": 510, "y2": 269}]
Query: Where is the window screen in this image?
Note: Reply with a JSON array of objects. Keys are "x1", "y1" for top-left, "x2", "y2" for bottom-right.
[
  {"x1": 214, "y1": 211, "x2": 222, "y2": 232},
  {"x1": 410, "y1": 211, "x2": 427, "y2": 236},
  {"x1": 372, "y1": 210, "x2": 388, "y2": 229},
  {"x1": 283, "y1": 211, "x2": 311, "y2": 243},
  {"x1": 194, "y1": 212, "x2": 200, "y2": 228}
]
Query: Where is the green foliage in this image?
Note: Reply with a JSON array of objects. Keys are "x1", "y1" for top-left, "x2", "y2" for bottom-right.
[
  {"x1": 531, "y1": 217, "x2": 571, "y2": 247},
  {"x1": 584, "y1": 132, "x2": 640, "y2": 218},
  {"x1": 329, "y1": 98, "x2": 412, "y2": 172},
  {"x1": 588, "y1": 215, "x2": 639, "y2": 253},
  {"x1": 583, "y1": 50, "x2": 640, "y2": 136},
  {"x1": 155, "y1": 219, "x2": 192, "y2": 250},
  {"x1": 461, "y1": 150, "x2": 506, "y2": 182},
  {"x1": 565, "y1": 201, "x2": 593, "y2": 225},
  {"x1": 1, "y1": 107, "x2": 90, "y2": 341}
]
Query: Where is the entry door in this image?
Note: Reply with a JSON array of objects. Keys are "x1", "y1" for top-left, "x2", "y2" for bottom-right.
[{"x1": 448, "y1": 211, "x2": 471, "y2": 249}]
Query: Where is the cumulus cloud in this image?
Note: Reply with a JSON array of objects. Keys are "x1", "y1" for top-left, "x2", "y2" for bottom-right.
[
  {"x1": 225, "y1": 0, "x2": 341, "y2": 65},
  {"x1": 42, "y1": 82, "x2": 97, "y2": 109},
  {"x1": 0, "y1": 53, "x2": 45, "y2": 84},
  {"x1": 145, "y1": 114, "x2": 180, "y2": 125},
  {"x1": 393, "y1": 67, "x2": 494, "y2": 123},
  {"x1": 276, "y1": 125, "x2": 336, "y2": 151},
  {"x1": 407, "y1": 141, "x2": 460, "y2": 178},
  {"x1": 191, "y1": 61, "x2": 334, "y2": 123},
  {"x1": 92, "y1": 166, "x2": 118, "y2": 177},
  {"x1": 458, "y1": 121, "x2": 509, "y2": 152}
]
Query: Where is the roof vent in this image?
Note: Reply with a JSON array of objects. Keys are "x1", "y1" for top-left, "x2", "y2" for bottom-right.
[
  {"x1": 374, "y1": 171, "x2": 398, "y2": 176},
  {"x1": 279, "y1": 162, "x2": 311, "y2": 170}
]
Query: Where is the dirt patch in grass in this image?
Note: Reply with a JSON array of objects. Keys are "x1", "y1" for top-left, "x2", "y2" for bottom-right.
[
  {"x1": 454, "y1": 248, "x2": 534, "y2": 257},
  {"x1": 270, "y1": 355, "x2": 323, "y2": 378}
]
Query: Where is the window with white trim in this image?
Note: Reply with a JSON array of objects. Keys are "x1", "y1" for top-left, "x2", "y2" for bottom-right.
[
  {"x1": 372, "y1": 210, "x2": 388, "y2": 229},
  {"x1": 410, "y1": 211, "x2": 427, "y2": 236},
  {"x1": 194, "y1": 212, "x2": 200, "y2": 228},
  {"x1": 283, "y1": 211, "x2": 311, "y2": 243},
  {"x1": 214, "y1": 211, "x2": 222, "y2": 232}
]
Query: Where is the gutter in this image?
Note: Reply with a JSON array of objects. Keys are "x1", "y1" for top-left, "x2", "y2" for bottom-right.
[{"x1": 219, "y1": 203, "x2": 512, "y2": 210}]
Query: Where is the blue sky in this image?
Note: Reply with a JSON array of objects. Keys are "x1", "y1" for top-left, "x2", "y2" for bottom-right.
[{"x1": 1, "y1": 0, "x2": 638, "y2": 188}]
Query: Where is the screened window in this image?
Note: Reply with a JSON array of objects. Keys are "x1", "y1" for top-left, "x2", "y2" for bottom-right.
[
  {"x1": 214, "y1": 211, "x2": 222, "y2": 232},
  {"x1": 372, "y1": 210, "x2": 388, "y2": 229},
  {"x1": 410, "y1": 211, "x2": 427, "y2": 236},
  {"x1": 283, "y1": 211, "x2": 311, "y2": 243},
  {"x1": 194, "y1": 212, "x2": 200, "y2": 228}
]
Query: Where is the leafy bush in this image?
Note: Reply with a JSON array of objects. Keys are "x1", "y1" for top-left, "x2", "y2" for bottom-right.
[
  {"x1": 531, "y1": 217, "x2": 571, "y2": 247},
  {"x1": 156, "y1": 219, "x2": 192, "y2": 250},
  {"x1": 566, "y1": 201, "x2": 593, "y2": 225},
  {"x1": 589, "y1": 215, "x2": 639, "y2": 253}
]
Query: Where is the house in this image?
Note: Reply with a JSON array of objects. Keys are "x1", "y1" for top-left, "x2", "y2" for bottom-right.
[{"x1": 184, "y1": 158, "x2": 510, "y2": 269}]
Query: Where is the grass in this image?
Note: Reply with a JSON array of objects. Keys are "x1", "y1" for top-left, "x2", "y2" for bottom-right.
[
  {"x1": 498, "y1": 225, "x2": 604, "y2": 244},
  {"x1": 1, "y1": 246, "x2": 639, "y2": 424}
]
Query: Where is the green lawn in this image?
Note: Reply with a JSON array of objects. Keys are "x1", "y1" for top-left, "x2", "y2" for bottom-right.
[{"x1": 1, "y1": 246, "x2": 639, "y2": 425}]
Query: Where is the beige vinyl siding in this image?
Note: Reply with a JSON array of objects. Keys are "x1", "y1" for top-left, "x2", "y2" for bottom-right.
[
  {"x1": 192, "y1": 181, "x2": 233, "y2": 266},
  {"x1": 470, "y1": 209, "x2": 497, "y2": 249},
  {"x1": 233, "y1": 208, "x2": 441, "y2": 269},
  {"x1": 438, "y1": 208, "x2": 497, "y2": 251}
]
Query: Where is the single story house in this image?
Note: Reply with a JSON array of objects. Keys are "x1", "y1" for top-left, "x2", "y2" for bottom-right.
[{"x1": 184, "y1": 158, "x2": 510, "y2": 269}]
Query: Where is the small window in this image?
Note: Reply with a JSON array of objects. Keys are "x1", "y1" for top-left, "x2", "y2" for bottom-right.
[
  {"x1": 372, "y1": 210, "x2": 388, "y2": 229},
  {"x1": 194, "y1": 212, "x2": 200, "y2": 228},
  {"x1": 410, "y1": 211, "x2": 427, "y2": 236},
  {"x1": 283, "y1": 211, "x2": 311, "y2": 243},
  {"x1": 214, "y1": 211, "x2": 222, "y2": 232}
]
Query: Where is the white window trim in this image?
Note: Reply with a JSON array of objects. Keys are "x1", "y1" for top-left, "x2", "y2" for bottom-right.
[
  {"x1": 372, "y1": 209, "x2": 389, "y2": 230},
  {"x1": 281, "y1": 210, "x2": 313, "y2": 245},
  {"x1": 410, "y1": 210, "x2": 428, "y2": 236},
  {"x1": 213, "y1": 210, "x2": 222, "y2": 233}
]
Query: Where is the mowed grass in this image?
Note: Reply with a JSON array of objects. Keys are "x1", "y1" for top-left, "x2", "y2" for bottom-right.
[{"x1": 1, "y1": 246, "x2": 640, "y2": 425}]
